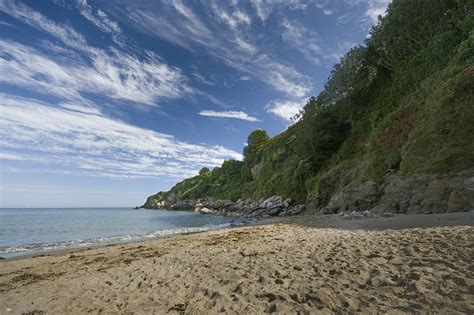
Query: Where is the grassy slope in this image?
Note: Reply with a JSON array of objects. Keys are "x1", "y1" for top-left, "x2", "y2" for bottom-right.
[{"x1": 143, "y1": 1, "x2": 474, "y2": 209}]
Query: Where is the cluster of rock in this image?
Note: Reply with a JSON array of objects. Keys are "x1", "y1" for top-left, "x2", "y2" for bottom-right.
[
  {"x1": 194, "y1": 196, "x2": 305, "y2": 218},
  {"x1": 141, "y1": 195, "x2": 305, "y2": 218}
]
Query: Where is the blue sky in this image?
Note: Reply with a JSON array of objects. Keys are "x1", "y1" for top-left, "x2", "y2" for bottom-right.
[{"x1": 0, "y1": 0, "x2": 390, "y2": 207}]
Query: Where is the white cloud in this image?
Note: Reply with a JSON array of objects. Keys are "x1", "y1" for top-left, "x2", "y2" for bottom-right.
[
  {"x1": 192, "y1": 72, "x2": 215, "y2": 86},
  {"x1": 282, "y1": 19, "x2": 358, "y2": 65},
  {"x1": 199, "y1": 110, "x2": 260, "y2": 122},
  {"x1": 282, "y1": 19, "x2": 322, "y2": 65},
  {"x1": 0, "y1": 2, "x2": 197, "y2": 107},
  {"x1": 337, "y1": 12, "x2": 351, "y2": 25},
  {"x1": 60, "y1": 103, "x2": 103, "y2": 115},
  {"x1": 0, "y1": 152, "x2": 27, "y2": 161},
  {"x1": 342, "y1": 0, "x2": 391, "y2": 28},
  {"x1": 75, "y1": 0, "x2": 124, "y2": 46},
  {"x1": 214, "y1": 7, "x2": 251, "y2": 29},
  {"x1": 250, "y1": 0, "x2": 272, "y2": 22},
  {"x1": 107, "y1": 2, "x2": 312, "y2": 99},
  {"x1": 0, "y1": 39, "x2": 191, "y2": 106},
  {"x1": 0, "y1": 1, "x2": 88, "y2": 51},
  {"x1": 266, "y1": 99, "x2": 306, "y2": 121},
  {"x1": 0, "y1": 95, "x2": 242, "y2": 179},
  {"x1": 365, "y1": 0, "x2": 391, "y2": 24},
  {"x1": 122, "y1": 0, "x2": 215, "y2": 51},
  {"x1": 250, "y1": 0, "x2": 313, "y2": 22},
  {"x1": 234, "y1": 36, "x2": 257, "y2": 54},
  {"x1": 257, "y1": 55, "x2": 311, "y2": 98}
]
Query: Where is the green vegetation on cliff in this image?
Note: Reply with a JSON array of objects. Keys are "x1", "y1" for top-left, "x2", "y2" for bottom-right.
[{"x1": 143, "y1": 0, "x2": 474, "y2": 209}]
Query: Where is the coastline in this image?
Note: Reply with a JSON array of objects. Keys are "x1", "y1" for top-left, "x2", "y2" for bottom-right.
[
  {"x1": 1, "y1": 212, "x2": 473, "y2": 313},
  {"x1": 1, "y1": 216, "x2": 285, "y2": 261}
]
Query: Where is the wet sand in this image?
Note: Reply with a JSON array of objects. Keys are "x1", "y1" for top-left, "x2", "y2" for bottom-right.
[{"x1": 1, "y1": 212, "x2": 473, "y2": 314}]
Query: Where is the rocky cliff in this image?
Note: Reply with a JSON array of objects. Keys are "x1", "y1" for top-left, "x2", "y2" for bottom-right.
[{"x1": 308, "y1": 168, "x2": 474, "y2": 214}]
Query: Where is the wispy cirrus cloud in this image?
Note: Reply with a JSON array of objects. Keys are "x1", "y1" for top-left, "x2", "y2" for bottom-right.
[
  {"x1": 0, "y1": 1, "x2": 195, "y2": 107},
  {"x1": 0, "y1": 94, "x2": 242, "y2": 179},
  {"x1": 106, "y1": 0, "x2": 313, "y2": 99},
  {"x1": 282, "y1": 19, "x2": 323, "y2": 65},
  {"x1": 250, "y1": 0, "x2": 316, "y2": 22},
  {"x1": 282, "y1": 19, "x2": 356, "y2": 65},
  {"x1": 119, "y1": 0, "x2": 215, "y2": 51},
  {"x1": 199, "y1": 110, "x2": 260, "y2": 122},
  {"x1": 0, "y1": 39, "x2": 191, "y2": 106},
  {"x1": 0, "y1": 0, "x2": 88, "y2": 50},
  {"x1": 74, "y1": 0, "x2": 125, "y2": 46},
  {"x1": 0, "y1": 1, "x2": 245, "y2": 182},
  {"x1": 342, "y1": 0, "x2": 391, "y2": 28}
]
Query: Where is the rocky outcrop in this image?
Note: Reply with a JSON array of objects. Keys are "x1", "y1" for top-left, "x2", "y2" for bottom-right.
[
  {"x1": 250, "y1": 162, "x2": 263, "y2": 180},
  {"x1": 142, "y1": 168, "x2": 473, "y2": 216},
  {"x1": 142, "y1": 194, "x2": 305, "y2": 218},
  {"x1": 194, "y1": 195, "x2": 305, "y2": 218},
  {"x1": 316, "y1": 168, "x2": 474, "y2": 214}
]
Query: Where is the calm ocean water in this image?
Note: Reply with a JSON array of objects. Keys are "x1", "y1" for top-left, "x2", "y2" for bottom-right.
[{"x1": 0, "y1": 208, "x2": 245, "y2": 258}]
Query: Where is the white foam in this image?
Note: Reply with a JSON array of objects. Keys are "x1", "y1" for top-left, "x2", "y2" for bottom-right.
[{"x1": 0, "y1": 222, "x2": 243, "y2": 256}]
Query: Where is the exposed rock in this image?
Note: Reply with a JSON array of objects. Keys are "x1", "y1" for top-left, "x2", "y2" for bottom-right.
[
  {"x1": 374, "y1": 169, "x2": 474, "y2": 214},
  {"x1": 322, "y1": 181, "x2": 381, "y2": 214},
  {"x1": 169, "y1": 200, "x2": 195, "y2": 210},
  {"x1": 198, "y1": 207, "x2": 213, "y2": 214},
  {"x1": 192, "y1": 195, "x2": 303, "y2": 218},
  {"x1": 142, "y1": 169, "x2": 474, "y2": 217},
  {"x1": 250, "y1": 162, "x2": 263, "y2": 180},
  {"x1": 447, "y1": 190, "x2": 471, "y2": 212},
  {"x1": 318, "y1": 168, "x2": 474, "y2": 214}
]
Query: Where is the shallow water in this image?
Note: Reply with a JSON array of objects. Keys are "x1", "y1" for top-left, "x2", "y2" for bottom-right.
[{"x1": 0, "y1": 207, "x2": 245, "y2": 258}]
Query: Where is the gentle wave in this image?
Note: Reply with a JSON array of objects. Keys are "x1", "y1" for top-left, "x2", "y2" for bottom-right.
[{"x1": 0, "y1": 222, "x2": 236, "y2": 255}]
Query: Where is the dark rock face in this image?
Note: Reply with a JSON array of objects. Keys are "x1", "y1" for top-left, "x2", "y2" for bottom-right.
[
  {"x1": 318, "y1": 168, "x2": 474, "y2": 214},
  {"x1": 322, "y1": 181, "x2": 381, "y2": 214}
]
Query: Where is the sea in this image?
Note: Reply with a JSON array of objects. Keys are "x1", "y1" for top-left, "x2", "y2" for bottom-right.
[{"x1": 0, "y1": 207, "x2": 246, "y2": 258}]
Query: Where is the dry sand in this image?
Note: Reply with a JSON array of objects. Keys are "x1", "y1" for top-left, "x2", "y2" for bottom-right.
[{"x1": 1, "y1": 212, "x2": 473, "y2": 314}]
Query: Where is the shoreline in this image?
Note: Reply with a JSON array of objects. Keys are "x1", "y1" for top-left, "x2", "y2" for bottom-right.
[
  {"x1": 1, "y1": 212, "x2": 473, "y2": 313},
  {"x1": 1, "y1": 216, "x2": 286, "y2": 261},
  {"x1": 2, "y1": 212, "x2": 472, "y2": 261}
]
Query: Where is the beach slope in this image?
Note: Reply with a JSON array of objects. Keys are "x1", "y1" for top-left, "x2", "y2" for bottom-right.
[{"x1": 1, "y1": 213, "x2": 473, "y2": 314}]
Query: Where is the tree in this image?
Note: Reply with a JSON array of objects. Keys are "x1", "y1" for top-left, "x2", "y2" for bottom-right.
[
  {"x1": 199, "y1": 167, "x2": 211, "y2": 177},
  {"x1": 321, "y1": 46, "x2": 374, "y2": 107},
  {"x1": 243, "y1": 129, "x2": 269, "y2": 162}
]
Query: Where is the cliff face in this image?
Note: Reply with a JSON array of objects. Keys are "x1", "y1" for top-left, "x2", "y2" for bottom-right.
[{"x1": 141, "y1": 1, "x2": 474, "y2": 215}]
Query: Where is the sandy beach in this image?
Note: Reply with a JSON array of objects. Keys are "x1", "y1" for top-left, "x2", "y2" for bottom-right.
[{"x1": 1, "y1": 212, "x2": 473, "y2": 314}]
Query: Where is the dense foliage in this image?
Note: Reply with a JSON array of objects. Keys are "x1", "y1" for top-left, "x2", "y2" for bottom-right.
[{"x1": 144, "y1": 0, "x2": 474, "y2": 208}]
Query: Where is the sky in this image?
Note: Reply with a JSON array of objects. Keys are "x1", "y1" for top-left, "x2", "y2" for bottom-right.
[{"x1": 0, "y1": 0, "x2": 390, "y2": 208}]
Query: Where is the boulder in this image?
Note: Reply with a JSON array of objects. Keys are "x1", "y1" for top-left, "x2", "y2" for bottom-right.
[
  {"x1": 194, "y1": 203, "x2": 204, "y2": 212},
  {"x1": 267, "y1": 206, "x2": 283, "y2": 216}
]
